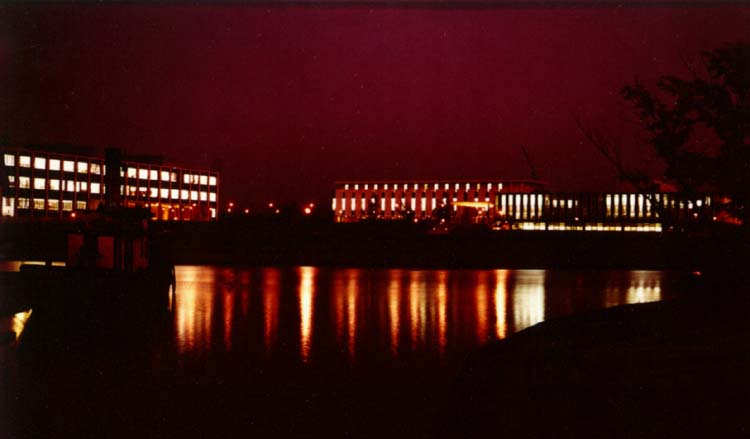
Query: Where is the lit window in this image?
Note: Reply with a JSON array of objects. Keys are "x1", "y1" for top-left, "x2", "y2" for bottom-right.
[
  {"x1": 209, "y1": 176, "x2": 217, "y2": 186},
  {"x1": 342, "y1": 199, "x2": 347, "y2": 210},
  {"x1": 76, "y1": 181, "x2": 87, "y2": 192},
  {"x1": 344, "y1": 184, "x2": 349, "y2": 190},
  {"x1": 127, "y1": 186, "x2": 136, "y2": 196},
  {"x1": 91, "y1": 182, "x2": 100, "y2": 194},
  {"x1": 33, "y1": 178, "x2": 46, "y2": 190},
  {"x1": 8, "y1": 175, "x2": 15, "y2": 186},
  {"x1": 374, "y1": 184, "x2": 379, "y2": 190},
  {"x1": 19, "y1": 156, "x2": 31, "y2": 167},
  {"x1": 421, "y1": 198, "x2": 426, "y2": 211},
  {"x1": 498, "y1": 183, "x2": 503, "y2": 190},
  {"x1": 66, "y1": 181, "x2": 75, "y2": 192},
  {"x1": 34, "y1": 157, "x2": 46, "y2": 169},
  {"x1": 160, "y1": 188, "x2": 169, "y2": 199},
  {"x1": 488, "y1": 183, "x2": 492, "y2": 190},
  {"x1": 444, "y1": 183, "x2": 449, "y2": 190},
  {"x1": 76, "y1": 201, "x2": 86, "y2": 210},
  {"x1": 361, "y1": 198, "x2": 366, "y2": 210},
  {"x1": 384, "y1": 184, "x2": 389, "y2": 190},
  {"x1": 150, "y1": 188, "x2": 158, "y2": 198},
  {"x1": 454, "y1": 183, "x2": 459, "y2": 191},
  {"x1": 353, "y1": 184, "x2": 359, "y2": 190},
  {"x1": 332, "y1": 198, "x2": 337, "y2": 211},
  {"x1": 209, "y1": 192, "x2": 216, "y2": 202},
  {"x1": 138, "y1": 169, "x2": 148, "y2": 180},
  {"x1": 77, "y1": 162, "x2": 88, "y2": 173},
  {"x1": 17, "y1": 198, "x2": 29, "y2": 209},
  {"x1": 34, "y1": 199, "x2": 45, "y2": 210},
  {"x1": 63, "y1": 161, "x2": 75, "y2": 172},
  {"x1": 62, "y1": 200, "x2": 73, "y2": 211},
  {"x1": 48, "y1": 199, "x2": 59, "y2": 211},
  {"x1": 465, "y1": 183, "x2": 470, "y2": 191},
  {"x1": 431, "y1": 198, "x2": 436, "y2": 210},
  {"x1": 127, "y1": 167, "x2": 137, "y2": 178},
  {"x1": 190, "y1": 191, "x2": 198, "y2": 201},
  {"x1": 90, "y1": 163, "x2": 101, "y2": 175},
  {"x1": 170, "y1": 172, "x2": 177, "y2": 183},
  {"x1": 170, "y1": 189, "x2": 179, "y2": 199},
  {"x1": 414, "y1": 184, "x2": 418, "y2": 190},
  {"x1": 19, "y1": 176, "x2": 30, "y2": 189},
  {"x1": 103, "y1": 165, "x2": 107, "y2": 175},
  {"x1": 49, "y1": 159, "x2": 60, "y2": 171},
  {"x1": 181, "y1": 190, "x2": 189, "y2": 200},
  {"x1": 200, "y1": 191, "x2": 207, "y2": 201},
  {"x1": 200, "y1": 175, "x2": 208, "y2": 185},
  {"x1": 161, "y1": 171, "x2": 170, "y2": 182},
  {"x1": 410, "y1": 198, "x2": 416, "y2": 211},
  {"x1": 150, "y1": 170, "x2": 158, "y2": 181},
  {"x1": 184, "y1": 174, "x2": 191, "y2": 184},
  {"x1": 49, "y1": 179, "x2": 60, "y2": 191},
  {"x1": 3, "y1": 154, "x2": 14, "y2": 166}
]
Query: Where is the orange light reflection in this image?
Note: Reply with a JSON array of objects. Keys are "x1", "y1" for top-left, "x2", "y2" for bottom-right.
[{"x1": 298, "y1": 266, "x2": 317, "y2": 363}]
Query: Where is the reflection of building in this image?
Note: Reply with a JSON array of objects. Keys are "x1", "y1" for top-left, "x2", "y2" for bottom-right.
[
  {"x1": 2, "y1": 146, "x2": 219, "y2": 221},
  {"x1": 332, "y1": 179, "x2": 544, "y2": 222},
  {"x1": 332, "y1": 179, "x2": 726, "y2": 232}
]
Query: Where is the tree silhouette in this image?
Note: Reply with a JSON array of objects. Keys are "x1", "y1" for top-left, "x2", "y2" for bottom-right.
[{"x1": 580, "y1": 42, "x2": 750, "y2": 224}]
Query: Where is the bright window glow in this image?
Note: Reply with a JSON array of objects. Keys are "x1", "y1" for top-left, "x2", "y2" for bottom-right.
[
  {"x1": 344, "y1": 184, "x2": 349, "y2": 190},
  {"x1": 455, "y1": 183, "x2": 459, "y2": 191},
  {"x1": 374, "y1": 184, "x2": 379, "y2": 190},
  {"x1": 34, "y1": 199, "x2": 45, "y2": 210},
  {"x1": 127, "y1": 167, "x2": 137, "y2": 178},
  {"x1": 351, "y1": 199, "x2": 356, "y2": 211},
  {"x1": 148, "y1": 188, "x2": 156, "y2": 198},
  {"x1": 138, "y1": 169, "x2": 148, "y2": 180},
  {"x1": 391, "y1": 198, "x2": 397, "y2": 210},
  {"x1": 200, "y1": 191, "x2": 207, "y2": 201},
  {"x1": 77, "y1": 162, "x2": 88, "y2": 173},
  {"x1": 354, "y1": 184, "x2": 359, "y2": 190},
  {"x1": 184, "y1": 174, "x2": 191, "y2": 184},
  {"x1": 76, "y1": 201, "x2": 86, "y2": 210},
  {"x1": 381, "y1": 198, "x2": 385, "y2": 211},
  {"x1": 170, "y1": 172, "x2": 177, "y2": 183},
  {"x1": 431, "y1": 198, "x2": 436, "y2": 210},
  {"x1": 342, "y1": 199, "x2": 347, "y2": 210},
  {"x1": 76, "y1": 181, "x2": 87, "y2": 192},
  {"x1": 4, "y1": 154, "x2": 14, "y2": 166},
  {"x1": 91, "y1": 182, "x2": 100, "y2": 194},
  {"x1": 161, "y1": 171, "x2": 170, "y2": 182},
  {"x1": 48, "y1": 199, "x2": 59, "y2": 210},
  {"x1": 50, "y1": 179, "x2": 60, "y2": 191},
  {"x1": 171, "y1": 189, "x2": 179, "y2": 199},
  {"x1": 209, "y1": 192, "x2": 216, "y2": 202},
  {"x1": 62, "y1": 200, "x2": 72, "y2": 211},
  {"x1": 410, "y1": 198, "x2": 416, "y2": 211},
  {"x1": 200, "y1": 175, "x2": 208, "y2": 185},
  {"x1": 414, "y1": 184, "x2": 418, "y2": 190},
  {"x1": 209, "y1": 176, "x2": 217, "y2": 186},
  {"x1": 384, "y1": 184, "x2": 389, "y2": 189},
  {"x1": 49, "y1": 159, "x2": 60, "y2": 171},
  {"x1": 19, "y1": 156, "x2": 31, "y2": 167},
  {"x1": 488, "y1": 183, "x2": 492, "y2": 190},
  {"x1": 332, "y1": 198, "x2": 337, "y2": 211},
  {"x1": 361, "y1": 198, "x2": 366, "y2": 210},
  {"x1": 17, "y1": 198, "x2": 29, "y2": 209},
  {"x1": 90, "y1": 163, "x2": 101, "y2": 175},
  {"x1": 33, "y1": 178, "x2": 45, "y2": 190},
  {"x1": 190, "y1": 190, "x2": 198, "y2": 201},
  {"x1": 66, "y1": 180, "x2": 75, "y2": 192},
  {"x1": 34, "y1": 157, "x2": 46, "y2": 170},
  {"x1": 364, "y1": 184, "x2": 369, "y2": 190},
  {"x1": 158, "y1": 188, "x2": 168, "y2": 199}
]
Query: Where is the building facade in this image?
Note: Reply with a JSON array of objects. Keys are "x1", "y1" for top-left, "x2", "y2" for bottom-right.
[
  {"x1": 333, "y1": 179, "x2": 727, "y2": 232},
  {"x1": 1, "y1": 146, "x2": 219, "y2": 221},
  {"x1": 332, "y1": 179, "x2": 545, "y2": 222}
]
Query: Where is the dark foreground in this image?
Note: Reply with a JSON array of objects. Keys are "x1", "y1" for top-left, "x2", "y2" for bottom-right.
[{"x1": 442, "y1": 272, "x2": 750, "y2": 438}]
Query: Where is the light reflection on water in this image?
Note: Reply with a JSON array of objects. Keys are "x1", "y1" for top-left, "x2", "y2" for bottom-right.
[{"x1": 173, "y1": 266, "x2": 670, "y2": 362}]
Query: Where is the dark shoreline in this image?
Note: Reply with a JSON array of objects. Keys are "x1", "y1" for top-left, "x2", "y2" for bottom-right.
[{"x1": 3, "y1": 220, "x2": 747, "y2": 271}]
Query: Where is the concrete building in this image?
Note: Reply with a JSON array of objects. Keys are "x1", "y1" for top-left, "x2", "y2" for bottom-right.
[{"x1": 1, "y1": 145, "x2": 219, "y2": 221}]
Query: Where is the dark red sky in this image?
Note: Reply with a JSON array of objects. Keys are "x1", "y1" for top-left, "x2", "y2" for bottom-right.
[{"x1": 1, "y1": 3, "x2": 748, "y2": 206}]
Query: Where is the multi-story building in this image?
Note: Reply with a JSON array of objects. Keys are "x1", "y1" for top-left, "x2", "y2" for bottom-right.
[
  {"x1": 333, "y1": 179, "x2": 729, "y2": 232},
  {"x1": 1, "y1": 146, "x2": 219, "y2": 221},
  {"x1": 332, "y1": 179, "x2": 545, "y2": 222}
]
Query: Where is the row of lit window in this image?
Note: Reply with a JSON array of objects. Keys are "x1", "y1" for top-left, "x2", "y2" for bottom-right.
[
  {"x1": 11, "y1": 176, "x2": 102, "y2": 193},
  {"x1": 123, "y1": 168, "x2": 217, "y2": 186},
  {"x1": 334, "y1": 196, "x2": 469, "y2": 213},
  {"x1": 123, "y1": 186, "x2": 217, "y2": 202},
  {"x1": 5, "y1": 154, "x2": 102, "y2": 174},
  {"x1": 342, "y1": 182, "x2": 504, "y2": 191},
  {"x1": 15, "y1": 198, "x2": 87, "y2": 211},
  {"x1": 518, "y1": 223, "x2": 661, "y2": 232}
]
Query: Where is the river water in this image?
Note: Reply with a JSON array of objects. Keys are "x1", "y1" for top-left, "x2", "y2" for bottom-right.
[{"x1": 3, "y1": 266, "x2": 681, "y2": 438}]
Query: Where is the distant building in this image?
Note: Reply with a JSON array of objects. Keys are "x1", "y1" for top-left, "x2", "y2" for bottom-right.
[
  {"x1": 1, "y1": 145, "x2": 219, "y2": 221},
  {"x1": 332, "y1": 179, "x2": 545, "y2": 222},
  {"x1": 333, "y1": 179, "x2": 729, "y2": 232}
]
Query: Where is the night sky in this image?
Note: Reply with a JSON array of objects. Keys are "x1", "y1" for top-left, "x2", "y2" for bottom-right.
[{"x1": 1, "y1": 3, "x2": 748, "y2": 207}]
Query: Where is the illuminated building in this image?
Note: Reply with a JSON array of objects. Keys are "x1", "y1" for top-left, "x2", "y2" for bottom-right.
[
  {"x1": 332, "y1": 180, "x2": 726, "y2": 232},
  {"x1": 1, "y1": 146, "x2": 219, "y2": 221},
  {"x1": 332, "y1": 179, "x2": 545, "y2": 222}
]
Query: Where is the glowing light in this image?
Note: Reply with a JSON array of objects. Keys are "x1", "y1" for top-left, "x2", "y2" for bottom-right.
[
  {"x1": 494, "y1": 270, "x2": 508, "y2": 339},
  {"x1": 475, "y1": 271, "x2": 489, "y2": 343},
  {"x1": 388, "y1": 270, "x2": 401, "y2": 355},
  {"x1": 436, "y1": 271, "x2": 448, "y2": 355},
  {"x1": 244, "y1": 208, "x2": 249, "y2": 214},
  {"x1": 298, "y1": 266, "x2": 317, "y2": 363},
  {"x1": 175, "y1": 265, "x2": 215, "y2": 353},
  {"x1": 304, "y1": 207, "x2": 311, "y2": 215},
  {"x1": 263, "y1": 268, "x2": 280, "y2": 353},
  {"x1": 512, "y1": 270, "x2": 546, "y2": 332},
  {"x1": 268, "y1": 202, "x2": 274, "y2": 208}
]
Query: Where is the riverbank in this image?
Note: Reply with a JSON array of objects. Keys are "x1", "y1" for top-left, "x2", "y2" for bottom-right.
[{"x1": 441, "y1": 271, "x2": 750, "y2": 438}]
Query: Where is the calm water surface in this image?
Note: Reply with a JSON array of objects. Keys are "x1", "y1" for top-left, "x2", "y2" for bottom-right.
[{"x1": 5, "y1": 266, "x2": 679, "y2": 438}]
